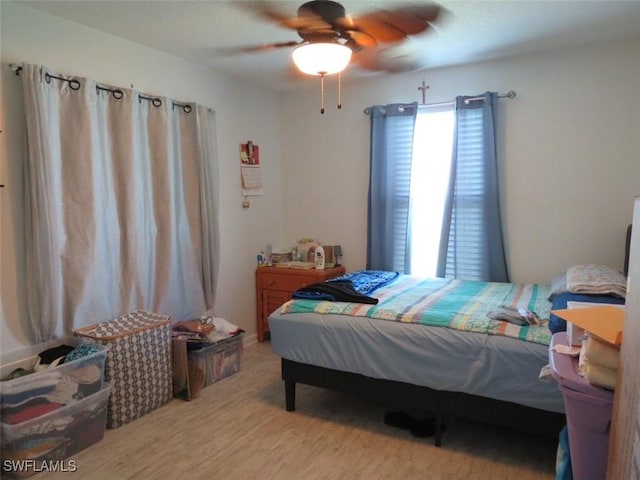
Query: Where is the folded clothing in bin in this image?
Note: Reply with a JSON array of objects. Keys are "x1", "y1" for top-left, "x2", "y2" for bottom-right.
[
  {"x1": 1, "y1": 385, "x2": 110, "y2": 478},
  {"x1": 1, "y1": 340, "x2": 109, "y2": 425},
  {"x1": 173, "y1": 314, "x2": 242, "y2": 346},
  {"x1": 578, "y1": 333, "x2": 620, "y2": 390}
]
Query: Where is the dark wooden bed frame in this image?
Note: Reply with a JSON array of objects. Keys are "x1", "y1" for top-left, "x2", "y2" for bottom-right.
[{"x1": 282, "y1": 358, "x2": 566, "y2": 446}]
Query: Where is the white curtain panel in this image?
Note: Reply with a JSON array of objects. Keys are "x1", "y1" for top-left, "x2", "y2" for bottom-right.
[
  {"x1": 21, "y1": 64, "x2": 219, "y2": 343},
  {"x1": 196, "y1": 105, "x2": 220, "y2": 310}
]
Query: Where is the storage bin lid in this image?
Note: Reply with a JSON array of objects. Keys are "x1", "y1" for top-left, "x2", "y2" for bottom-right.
[
  {"x1": 75, "y1": 310, "x2": 171, "y2": 340},
  {"x1": 549, "y1": 332, "x2": 615, "y2": 399}
]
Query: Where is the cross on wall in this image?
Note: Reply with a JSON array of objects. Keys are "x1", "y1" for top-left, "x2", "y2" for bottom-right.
[{"x1": 418, "y1": 80, "x2": 430, "y2": 105}]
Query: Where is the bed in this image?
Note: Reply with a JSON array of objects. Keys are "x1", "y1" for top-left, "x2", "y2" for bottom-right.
[{"x1": 268, "y1": 252, "x2": 629, "y2": 446}]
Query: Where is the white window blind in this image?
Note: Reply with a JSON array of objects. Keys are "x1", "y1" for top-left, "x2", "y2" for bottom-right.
[
  {"x1": 388, "y1": 120, "x2": 414, "y2": 272},
  {"x1": 443, "y1": 107, "x2": 487, "y2": 280}
]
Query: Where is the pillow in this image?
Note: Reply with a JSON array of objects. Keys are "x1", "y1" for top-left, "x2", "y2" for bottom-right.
[
  {"x1": 566, "y1": 264, "x2": 627, "y2": 299},
  {"x1": 547, "y1": 272, "x2": 567, "y2": 301},
  {"x1": 548, "y1": 292, "x2": 625, "y2": 334}
]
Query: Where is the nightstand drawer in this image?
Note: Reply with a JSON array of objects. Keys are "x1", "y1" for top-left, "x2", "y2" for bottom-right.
[
  {"x1": 256, "y1": 265, "x2": 345, "y2": 342},
  {"x1": 260, "y1": 273, "x2": 315, "y2": 292},
  {"x1": 262, "y1": 290, "x2": 290, "y2": 317}
]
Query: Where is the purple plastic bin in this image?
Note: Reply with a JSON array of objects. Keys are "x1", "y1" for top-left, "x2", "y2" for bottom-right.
[{"x1": 549, "y1": 332, "x2": 614, "y2": 480}]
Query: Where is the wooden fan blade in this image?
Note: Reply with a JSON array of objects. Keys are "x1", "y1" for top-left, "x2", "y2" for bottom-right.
[
  {"x1": 241, "y1": 41, "x2": 301, "y2": 54},
  {"x1": 344, "y1": 30, "x2": 378, "y2": 49},
  {"x1": 212, "y1": 41, "x2": 300, "y2": 56},
  {"x1": 352, "y1": 49, "x2": 393, "y2": 72},
  {"x1": 352, "y1": 49, "x2": 386, "y2": 71},
  {"x1": 397, "y1": 4, "x2": 443, "y2": 26},
  {"x1": 369, "y1": 10, "x2": 432, "y2": 36},
  {"x1": 353, "y1": 41, "x2": 425, "y2": 73},
  {"x1": 344, "y1": 17, "x2": 407, "y2": 43},
  {"x1": 339, "y1": 3, "x2": 443, "y2": 44}
]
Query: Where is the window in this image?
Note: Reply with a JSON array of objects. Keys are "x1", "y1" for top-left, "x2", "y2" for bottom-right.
[
  {"x1": 409, "y1": 105, "x2": 455, "y2": 276},
  {"x1": 367, "y1": 94, "x2": 507, "y2": 282}
]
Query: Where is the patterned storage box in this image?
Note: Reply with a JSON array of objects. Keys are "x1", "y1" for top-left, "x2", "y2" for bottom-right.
[{"x1": 75, "y1": 310, "x2": 172, "y2": 428}]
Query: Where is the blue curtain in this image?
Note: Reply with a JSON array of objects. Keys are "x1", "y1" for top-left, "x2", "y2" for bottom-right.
[
  {"x1": 366, "y1": 103, "x2": 417, "y2": 272},
  {"x1": 437, "y1": 92, "x2": 509, "y2": 282}
]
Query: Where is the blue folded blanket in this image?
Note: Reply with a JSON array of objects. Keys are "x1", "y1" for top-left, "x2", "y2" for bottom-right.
[
  {"x1": 548, "y1": 292, "x2": 625, "y2": 334},
  {"x1": 328, "y1": 270, "x2": 399, "y2": 295}
]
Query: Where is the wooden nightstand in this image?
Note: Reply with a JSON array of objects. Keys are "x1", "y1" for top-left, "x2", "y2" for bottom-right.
[{"x1": 256, "y1": 265, "x2": 346, "y2": 342}]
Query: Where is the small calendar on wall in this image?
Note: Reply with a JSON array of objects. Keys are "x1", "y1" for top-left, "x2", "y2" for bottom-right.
[{"x1": 240, "y1": 141, "x2": 263, "y2": 196}]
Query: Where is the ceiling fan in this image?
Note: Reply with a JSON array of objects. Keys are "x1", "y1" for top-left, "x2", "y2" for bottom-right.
[
  {"x1": 245, "y1": 0, "x2": 444, "y2": 73},
  {"x1": 238, "y1": 1, "x2": 445, "y2": 112}
]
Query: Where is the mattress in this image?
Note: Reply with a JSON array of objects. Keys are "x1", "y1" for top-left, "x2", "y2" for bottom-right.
[{"x1": 269, "y1": 305, "x2": 565, "y2": 414}]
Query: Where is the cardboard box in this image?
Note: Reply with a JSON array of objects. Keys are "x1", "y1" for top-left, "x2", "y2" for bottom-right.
[{"x1": 172, "y1": 338, "x2": 205, "y2": 401}]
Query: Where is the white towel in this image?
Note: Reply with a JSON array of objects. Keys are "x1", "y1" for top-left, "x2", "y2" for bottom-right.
[
  {"x1": 583, "y1": 334, "x2": 620, "y2": 370},
  {"x1": 200, "y1": 310, "x2": 241, "y2": 342},
  {"x1": 582, "y1": 362, "x2": 617, "y2": 390}
]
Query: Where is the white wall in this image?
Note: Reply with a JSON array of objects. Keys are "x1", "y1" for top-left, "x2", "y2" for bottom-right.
[
  {"x1": 0, "y1": 2, "x2": 285, "y2": 359},
  {"x1": 280, "y1": 39, "x2": 640, "y2": 283},
  {"x1": 2, "y1": 2, "x2": 639, "y2": 361}
]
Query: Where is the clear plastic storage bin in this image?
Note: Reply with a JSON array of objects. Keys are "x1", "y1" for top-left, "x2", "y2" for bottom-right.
[
  {"x1": 187, "y1": 333, "x2": 244, "y2": 387},
  {"x1": 1, "y1": 385, "x2": 110, "y2": 478},
  {"x1": 0, "y1": 340, "x2": 109, "y2": 424}
]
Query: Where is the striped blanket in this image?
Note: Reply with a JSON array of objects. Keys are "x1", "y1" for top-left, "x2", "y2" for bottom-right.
[{"x1": 279, "y1": 276, "x2": 552, "y2": 345}]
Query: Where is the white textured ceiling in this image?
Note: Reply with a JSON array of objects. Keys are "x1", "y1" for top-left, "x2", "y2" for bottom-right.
[{"x1": 14, "y1": 0, "x2": 640, "y2": 91}]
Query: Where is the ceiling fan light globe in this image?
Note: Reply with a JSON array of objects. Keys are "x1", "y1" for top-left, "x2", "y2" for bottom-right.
[{"x1": 292, "y1": 43, "x2": 352, "y2": 75}]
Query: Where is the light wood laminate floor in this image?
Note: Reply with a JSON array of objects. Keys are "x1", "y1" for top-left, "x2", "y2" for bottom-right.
[{"x1": 35, "y1": 341, "x2": 558, "y2": 480}]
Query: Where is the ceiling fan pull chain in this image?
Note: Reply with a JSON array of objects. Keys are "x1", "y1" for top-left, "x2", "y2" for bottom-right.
[
  {"x1": 320, "y1": 73, "x2": 325, "y2": 114},
  {"x1": 337, "y1": 72, "x2": 342, "y2": 110}
]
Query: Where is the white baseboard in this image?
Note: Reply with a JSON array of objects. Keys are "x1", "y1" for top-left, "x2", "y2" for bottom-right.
[{"x1": 242, "y1": 332, "x2": 258, "y2": 348}]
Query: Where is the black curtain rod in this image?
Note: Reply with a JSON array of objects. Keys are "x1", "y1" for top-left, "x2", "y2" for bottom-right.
[
  {"x1": 467, "y1": 90, "x2": 516, "y2": 102},
  {"x1": 96, "y1": 84, "x2": 124, "y2": 99},
  {"x1": 10, "y1": 63, "x2": 192, "y2": 113},
  {"x1": 363, "y1": 90, "x2": 517, "y2": 115},
  {"x1": 11, "y1": 64, "x2": 80, "y2": 90},
  {"x1": 421, "y1": 90, "x2": 517, "y2": 108}
]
